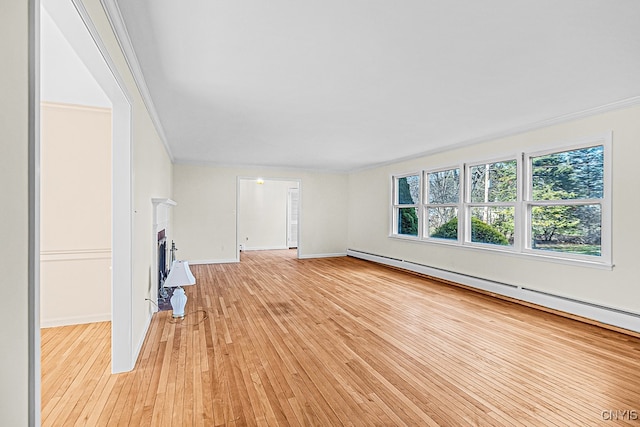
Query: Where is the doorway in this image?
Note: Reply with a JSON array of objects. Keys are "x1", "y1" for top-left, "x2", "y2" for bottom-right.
[
  {"x1": 237, "y1": 177, "x2": 301, "y2": 259},
  {"x1": 39, "y1": 0, "x2": 133, "y2": 380}
]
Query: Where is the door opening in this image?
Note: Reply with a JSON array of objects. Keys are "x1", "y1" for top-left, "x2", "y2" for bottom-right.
[{"x1": 237, "y1": 177, "x2": 301, "y2": 260}]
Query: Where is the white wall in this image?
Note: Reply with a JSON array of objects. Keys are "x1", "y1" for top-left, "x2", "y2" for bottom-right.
[
  {"x1": 0, "y1": 1, "x2": 31, "y2": 423},
  {"x1": 348, "y1": 105, "x2": 640, "y2": 317},
  {"x1": 173, "y1": 165, "x2": 348, "y2": 262},
  {"x1": 41, "y1": 6, "x2": 110, "y2": 107},
  {"x1": 239, "y1": 179, "x2": 298, "y2": 250},
  {"x1": 40, "y1": 102, "x2": 112, "y2": 327}
]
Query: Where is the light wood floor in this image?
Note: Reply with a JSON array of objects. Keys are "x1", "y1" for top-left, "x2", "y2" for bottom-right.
[{"x1": 42, "y1": 250, "x2": 640, "y2": 426}]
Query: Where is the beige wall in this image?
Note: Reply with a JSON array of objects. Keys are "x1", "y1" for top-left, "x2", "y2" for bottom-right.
[
  {"x1": 76, "y1": 0, "x2": 174, "y2": 353},
  {"x1": 173, "y1": 165, "x2": 348, "y2": 262},
  {"x1": 239, "y1": 179, "x2": 299, "y2": 250},
  {"x1": 348, "y1": 105, "x2": 640, "y2": 315},
  {"x1": 40, "y1": 103, "x2": 112, "y2": 326},
  {"x1": 0, "y1": 1, "x2": 31, "y2": 423}
]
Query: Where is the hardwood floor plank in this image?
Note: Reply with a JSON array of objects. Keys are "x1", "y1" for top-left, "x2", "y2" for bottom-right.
[{"x1": 41, "y1": 250, "x2": 640, "y2": 426}]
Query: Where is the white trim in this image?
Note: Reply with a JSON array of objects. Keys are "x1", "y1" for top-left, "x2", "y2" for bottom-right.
[
  {"x1": 347, "y1": 250, "x2": 640, "y2": 333},
  {"x1": 69, "y1": 0, "x2": 131, "y2": 104},
  {"x1": 189, "y1": 258, "x2": 240, "y2": 265},
  {"x1": 298, "y1": 252, "x2": 347, "y2": 259},
  {"x1": 236, "y1": 176, "x2": 303, "y2": 262},
  {"x1": 29, "y1": 1, "x2": 41, "y2": 424},
  {"x1": 174, "y1": 158, "x2": 349, "y2": 175},
  {"x1": 522, "y1": 133, "x2": 612, "y2": 265},
  {"x1": 40, "y1": 248, "x2": 111, "y2": 262},
  {"x1": 151, "y1": 198, "x2": 177, "y2": 206},
  {"x1": 99, "y1": 0, "x2": 172, "y2": 161},
  {"x1": 352, "y1": 96, "x2": 640, "y2": 173},
  {"x1": 391, "y1": 172, "x2": 421, "y2": 238},
  {"x1": 40, "y1": 313, "x2": 111, "y2": 328},
  {"x1": 244, "y1": 245, "x2": 290, "y2": 251},
  {"x1": 423, "y1": 165, "x2": 463, "y2": 244},
  {"x1": 390, "y1": 132, "x2": 613, "y2": 269},
  {"x1": 387, "y1": 234, "x2": 613, "y2": 270},
  {"x1": 45, "y1": 0, "x2": 135, "y2": 374},
  {"x1": 463, "y1": 156, "x2": 520, "y2": 250}
]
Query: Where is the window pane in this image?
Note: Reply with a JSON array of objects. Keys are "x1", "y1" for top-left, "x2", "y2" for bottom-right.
[
  {"x1": 397, "y1": 207, "x2": 419, "y2": 236},
  {"x1": 397, "y1": 175, "x2": 420, "y2": 204},
  {"x1": 470, "y1": 207, "x2": 514, "y2": 245},
  {"x1": 428, "y1": 168, "x2": 459, "y2": 204},
  {"x1": 470, "y1": 160, "x2": 517, "y2": 203},
  {"x1": 532, "y1": 145, "x2": 604, "y2": 201},
  {"x1": 427, "y1": 207, "x2": 458, "y2": 240},
  {"x1": 531, "y1": 204, "x2": 601, "y2": 256}
]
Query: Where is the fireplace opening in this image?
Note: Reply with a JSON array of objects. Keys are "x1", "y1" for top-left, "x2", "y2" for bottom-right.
[{"x1": 158, "y1": 229, "x2": 168, "y2": 301}]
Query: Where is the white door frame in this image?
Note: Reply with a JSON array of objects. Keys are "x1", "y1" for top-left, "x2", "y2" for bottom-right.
[
  {"x1": 287, "y1": 187, "x2": 300, "y2": 248},
  {"x1": 236, "y1": 177, "x2": 301, "y2": 260},
  {"x1": 37, "y1": 0, "x2": 134, "y2": 386}
]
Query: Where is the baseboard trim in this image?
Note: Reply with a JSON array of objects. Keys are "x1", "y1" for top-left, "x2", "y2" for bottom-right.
[
  {"x1": 347, "y1": 249, "x2": 640, "y2": 336},
  {"x1": 244, "y1": 245, "x2": 289, "y2": 251},
  {"x1": 188, "y1": 258, "x2": 240, "y2": 265},
  {"x1": 298, "y1": 252, "x2": 347, "y2": 259},
  {"x1": 40, "y1": 313, "x2": 111, "y2": 328}
]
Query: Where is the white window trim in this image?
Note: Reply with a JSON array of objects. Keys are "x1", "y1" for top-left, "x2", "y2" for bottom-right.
[
  {"x1": 522, "y1": 133, "x2": 612, "y2": 265},
  {"x1": 389, "y1": 132, "x2": 613, "y2": 269},
  {"x1": 463, "y1": 155, "x2": 521, "y2": 251},
  {"x1": 391, "y1": 172, "x2": 421, "y2": 239},
  {"x1": 423, "y1": 165, "x2": 463, "y2": 244}
]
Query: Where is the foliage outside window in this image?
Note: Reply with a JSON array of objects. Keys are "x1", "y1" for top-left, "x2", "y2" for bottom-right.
[
  {"x1": 391, "y1": 134, "x2": 610, "y2": 266},
  {"x1": 467, "y1": 160, "x2": 517, "y2": 246},
  {"x1": 426, "y1": 168, "x2": 460, "y2": 240},
  {"x1": 394, "y1": 174, "x2": 420, "y2": 236},
  {"x1": 527, "y1": 145, "x2": 604, "y2": 257}
]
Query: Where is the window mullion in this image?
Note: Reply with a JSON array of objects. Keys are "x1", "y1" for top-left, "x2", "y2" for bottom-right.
[{"x1": 392, "y1": 134, "x2": 609, "y2": 266}]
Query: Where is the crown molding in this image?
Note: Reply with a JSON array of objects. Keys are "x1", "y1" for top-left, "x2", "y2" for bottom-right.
[
  {"x1": 99, "y1": 0, "x2": 174, "y2": 161},
  {"x1": 352, "y1": 95, "x2": 640, "y2": 173},
  {"x1": 66, "y1": 0, "x2": 132, "y2": 106},
  {"x1": 173, "y1": 158, "x2": 350, "y2": 175}
]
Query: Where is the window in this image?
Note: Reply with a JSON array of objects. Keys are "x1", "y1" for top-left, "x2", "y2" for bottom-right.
[
  {"x1": 393, "y1": 174, "x2": 420, "y2": 237},
  {"x1": 526, "y1": 144, "x2": 606, "y2": 259},
  {"x1": 466, "y1": 159, "x2": 518, "y2": 246},
  {"x1": 425, "y1": 168, "x2": 460, "y2": 241},
  {"x1": 390, "y1": 133, "x2": 611, "y2": 267}
]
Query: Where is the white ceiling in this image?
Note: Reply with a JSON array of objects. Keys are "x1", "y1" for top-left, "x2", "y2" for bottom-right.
[{"x1": 111, "y1": 0, "x2": 640, "y2": 172}]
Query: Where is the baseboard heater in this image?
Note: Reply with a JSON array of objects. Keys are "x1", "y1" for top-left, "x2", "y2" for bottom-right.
[{"x1": 347, "y1": 249, "x2": 640, "y2": 335}]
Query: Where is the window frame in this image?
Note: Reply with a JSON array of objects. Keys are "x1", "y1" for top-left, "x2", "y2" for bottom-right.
[
  {"x1": 391, "y1": 172, "x2": 421, "y2": 239},
  {"x1": 463, "y1": 156, "x2": 522, "y2": 250},
  {"x1": 423, "y1": 165, "x2": 463, "y2": 244},
  {"x1": 389, "y1": 132, "x2": 612, "y2": 268},
  {"x1": 522, "y1": 135, "x2": 611, "y2": 264}
]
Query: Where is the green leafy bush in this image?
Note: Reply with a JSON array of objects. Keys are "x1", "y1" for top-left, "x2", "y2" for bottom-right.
[
  {"x1": 432, "y1": 217, "x2": 509, "y2": 245},
  {"x1": 399, "y1": 208, "x2": 418, "y2": 236},
  {"x1": 471, "y1": 217, "x2": 509, "y2": 245}
]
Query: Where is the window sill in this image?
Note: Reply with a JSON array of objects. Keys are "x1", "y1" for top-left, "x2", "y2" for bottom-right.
[{"x1": 388, "y1": 234, "x2": 613, "y2": 270}]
